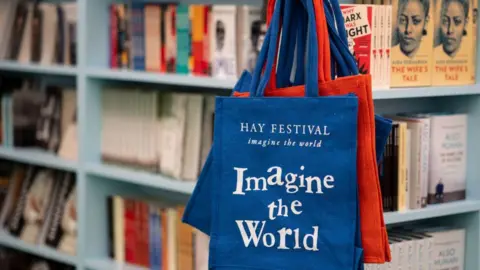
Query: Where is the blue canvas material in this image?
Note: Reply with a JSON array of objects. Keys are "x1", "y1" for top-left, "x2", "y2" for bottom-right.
[
  {"x1": 183, "y1": 0, "x2": 392, "y2": 240},
  {"x1": 207, "y1": 0, "x2": 361, "y2": 268}
]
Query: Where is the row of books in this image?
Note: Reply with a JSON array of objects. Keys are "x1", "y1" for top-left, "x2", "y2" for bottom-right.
[
  {"x1": 343, "y1": 0, "x2": 477, "y2": 88},
  {"x1": 107, "y1": 194, "x2": 467, "y2": 270},
  {"x1": 108, "y1": 0, "x2": 477, "y2": 88},
  {"x1": 378, "y1": 113, "x2": 467, "y2": 212},
  {"x1": 366, "y1": 226, "x2": 465, "y2": 269},
  {"x1": 101, "y1": 88, "x2": 213, "y2": 181},
  {"x1": 107, "y1": 196, "x2": 207, "y2": 270},
  {"x1": 0, "y1": 76, "x2": 77, "y2": 161},
  {"x1": 0, "y1": 162, "x2": 77, "y2": 256},
  {"x1": 0, "y1": 1, "x2": 77, "y2": 66},
  {"x1": 0, "y1": 246, "x2": 74, "y2": 270},
  {"x1": 109, "y1": 2, "x2": 266, "y2": 81}
]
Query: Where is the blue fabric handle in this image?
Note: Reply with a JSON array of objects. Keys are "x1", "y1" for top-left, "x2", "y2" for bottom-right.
[
  {"x1": 276, "y1": 0, "x2": 295, "y2": 87},
  {"x1": 250, "y1": 0, "x2": 319, "y2": 97},
  {"x1": 277, "y1": 0, "x2": 307, "y2": 88},
  {"x1": 323, "y1": 0, "x2": 359, "y2": 76}
]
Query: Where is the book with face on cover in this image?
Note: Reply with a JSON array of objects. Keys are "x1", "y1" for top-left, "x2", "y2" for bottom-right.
[
  {"x1": 390, "y1": 0, "x2": 434, "y2": 87},
  {"x1": 236, "y1": 5, "x2": 262, "y2": 76},
  {"x1": 432, "y1": 0, "x2": 475, "y2": 85}
]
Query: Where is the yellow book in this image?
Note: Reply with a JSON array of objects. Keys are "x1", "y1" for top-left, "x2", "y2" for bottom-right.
[
  {"x1": 390, "y1": 0, "x2": 434, "y2": 87},
  {"x1": 397, "y1": 122, "x2": 408, "y2": 211},
  {"x1": 432, "y1": 0, "x2": 475, "y2": 85}
]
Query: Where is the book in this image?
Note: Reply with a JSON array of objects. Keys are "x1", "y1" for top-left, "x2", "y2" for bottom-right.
[
  {"x1": 390, "y1": 0, "x2": 435, "y2": 87},
  {"x1": 432, "y1": 0, "x2": 475, "y2": 85}
]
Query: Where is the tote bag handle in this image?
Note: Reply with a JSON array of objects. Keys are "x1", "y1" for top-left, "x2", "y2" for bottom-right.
[
  {"x1": 323, "y1": 0, "x2": 360, "y2": 77},
  {"x1": 249, "y1": 0, "x2": 321, "y2": 98},
  {"x1": 277, "y1": 0, "x2": 360, "y2": 79},
  {"x1": 265, "y1": 0, "x2": 332, "y2": 90},
  {"x1": 275, "y1": 0, "x2": 308, "y2": 88}
]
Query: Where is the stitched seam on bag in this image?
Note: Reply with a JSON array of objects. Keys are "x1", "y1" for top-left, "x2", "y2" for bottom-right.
[{"x1": 212, "y1": 98, "x2": 223, "y2": 266}]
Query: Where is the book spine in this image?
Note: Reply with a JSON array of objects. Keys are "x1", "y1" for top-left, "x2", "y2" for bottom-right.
[
  {"x1": 176, "y1": 4, "x2": 190, "y2": 74},
  {"x1": 420, "y1": 119, "x2": 430, "y2": 207},
  {"x1": 130, "y1": 3, "x2": 145, "y2": 71},
  {"x1": 124, "y1": 199, "x2": 136, "y2": 264},
  {"x1": 110, "y1": 5, "x2": 118, "y2": 68},
  {"x1": 340, "y1": 5, "x2": 374, "y2": 75}
]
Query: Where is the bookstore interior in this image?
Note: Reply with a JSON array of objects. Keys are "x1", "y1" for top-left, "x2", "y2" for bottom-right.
[{"x1": 0, "y1": 0, "x2": 479, "y2": 269}]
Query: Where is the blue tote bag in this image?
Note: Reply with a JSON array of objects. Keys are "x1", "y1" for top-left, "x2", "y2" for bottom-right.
[
  {"x1": 208, "y1": 0, "x2": 360, "y2": 268},
  {"x1": 182, "y1": 0, "x2": 392, "y2": 240}
]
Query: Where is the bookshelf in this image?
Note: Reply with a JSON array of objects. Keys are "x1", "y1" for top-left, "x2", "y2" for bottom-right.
[{"x1": 0, "y1": 0, "x2": 479, "y2": 269}]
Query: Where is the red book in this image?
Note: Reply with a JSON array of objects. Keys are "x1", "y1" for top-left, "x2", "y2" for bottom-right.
[
  {"x1": 124, "y1": 199, "x2": 136, "y2": 264},
  {"x1": 340, "y1": 4, "x2": 374, "y2": 75}
]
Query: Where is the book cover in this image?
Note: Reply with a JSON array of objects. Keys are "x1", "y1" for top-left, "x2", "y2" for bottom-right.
[
  {"x1": 340, "y1": 4, "x2": 375, "y2": 76},
  {"x1": 390, "y1": 0, "x2": 434, "y2": 87},
  {"x1": 427, "y1": 114, "x2": 467, "y2": 204},
  {"x1": 211, "y1": 5, "x2": 238, "y2": 80},
  {"x1": 432, "y1": 0, "x2": 474, "y2": 85},
  {"x1": 236, "y1": 6, "x2": 262, "y2": 75}
]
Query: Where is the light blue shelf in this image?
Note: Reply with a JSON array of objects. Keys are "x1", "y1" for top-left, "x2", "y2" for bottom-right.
[
  {"x1": 85, "y1": 259, "x2": 148, "y2": 270},
  {"x1": 85, "y1": 163, "x2": 195, "y2": 195},
  {"x1": 0, "y1": 0, "x2": 477, "y2": 268},
  {"x1": 0, "y1": 60, "x2": 77, "y2": 76},
  {"x1": 0, "y1": 147, "x2": 77, "y2": 172},
  {"x1": 384, "y1": 200, "x2": 480, "y2": 225},
  {"x1": 0, "y1": 230, "x2": 78, "y2": 266},
  {"x1": 85, "y1": 68, "x2": 236, "y2": 89},
  {"x1": 85, "y1": 68, "x2": 480, "y2": 99}
]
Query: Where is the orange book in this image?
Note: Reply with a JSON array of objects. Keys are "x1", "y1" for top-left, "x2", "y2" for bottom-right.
[{"x1": 177, "y1": 207, "x2": 193, "y2": 270}]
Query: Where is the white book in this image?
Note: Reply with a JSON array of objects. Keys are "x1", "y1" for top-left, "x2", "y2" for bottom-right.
[
  {"x1": 404, "y1": 129, "x2": 412, "y2": 210},
  {"x1": 144, "y1": 4, "x2": 161, "y2": 72},
  {"x1": 384, "y1": 5, "x2": 392, "y2": 89},
  {"x1": 17, "y1": 3, "x2": 34, "y2": 63},
  {"x1": 101, "y1": 89, "x2": 110, "y2": 160},
  {"x1": 181, "y1": 94, "x2": 204, "y2": 181},
  {"x1": 236, "y1": 5, "x2": 262, "y2": 75},
  {"x1": 427, "y1": 114, "x2": 467, "y2": 204},
  {"x1": 136, "y1": 90, "x2": 147, "y2": 166},
  {"x1": 194, "y1": 230, "x2": 209, "y2": 270},
  {"x1": 429, "y1": 228, "x2": 465, "y2": 270},
  {"x1": 388, "y1": 241, "x2": 398, "y2": 270},
  {"x1": 211, "y1": 5, "x2": 237, "y2": 80},
  {"x1": 61, "y1": 2, "x2": 77, "y2": 65},
  {"x1": 147, "y1": 92, "x2": 159, "y2": 169},
  {"x1": 200, "y1": 95, "x2": 216, "y2": 167},
  {"x1": 377, "y1": 5, "x2": 386, "y2": 90},
  {"x1": 167, "y1": 208, "x2": 177, "y2": 270},
  {"x1": 39, "y1": 3, "x2": 58, "y2": 65},
  {"x1": 159, "y1": 93, "x2": 188, "y2": 179}
]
